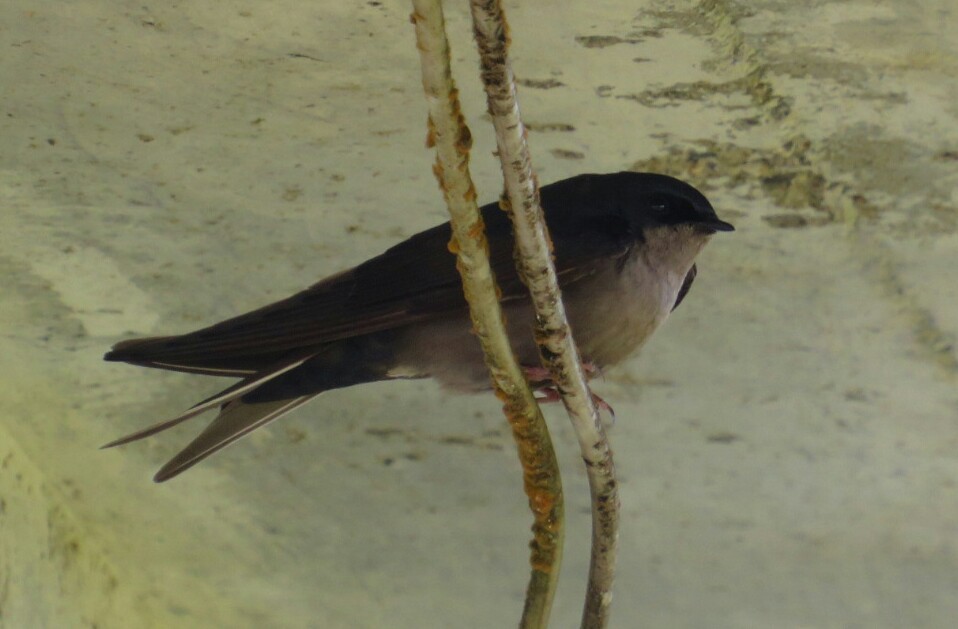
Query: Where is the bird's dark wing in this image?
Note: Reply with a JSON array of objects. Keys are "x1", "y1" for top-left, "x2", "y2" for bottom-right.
[
  {"x1": 672, "y1": 264, "x2": 697, "y2": 311},
  {"x1": 105, "y1": 179, "x2": 633, "y2": 373}
]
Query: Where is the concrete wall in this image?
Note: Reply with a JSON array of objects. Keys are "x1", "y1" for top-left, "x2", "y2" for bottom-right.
[{"x1": 1, "y1": 0, "x2": 956, "y2": 627}]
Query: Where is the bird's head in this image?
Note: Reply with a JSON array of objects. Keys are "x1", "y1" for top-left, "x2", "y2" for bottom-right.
[{"x1": 611, "y1": 172, "x2": 734, "y2": 237}]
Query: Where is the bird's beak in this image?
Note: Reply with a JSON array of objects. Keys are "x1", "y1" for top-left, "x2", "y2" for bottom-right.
[{"x1": 696, "y1": 217, "x2": 735, "y2": 233}]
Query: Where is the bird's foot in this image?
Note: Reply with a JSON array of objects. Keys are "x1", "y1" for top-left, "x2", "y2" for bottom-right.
[
  {"x1": 523, "y1": 362, "x2": 613, "y2": 424},
  {"x1": 532, "y1": 386, "x2": 616, "y2": 427},
  {"x1": 522, "y1": 361, "x2": 603, "y2": 384},
  {"x1": 592, "y1": 392, "x2": 616, "y2": 426},
  {"x1": 523, "y1": 365, "x2": 552, "y2": 385}
]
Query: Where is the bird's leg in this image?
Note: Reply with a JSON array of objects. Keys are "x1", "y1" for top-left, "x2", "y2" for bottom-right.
[
  {"x1": 524, "y1": 364, "x2": 615, "y2": 425},
  {"x1": 583, "y1": 362, "x2": 603, "y2": 379},
  {"x1": 522, "y1": 361, "x2": 602, "y2": 383},
  {"x1": 522, "y1": 365, "x2": 553, "y2": 386}
]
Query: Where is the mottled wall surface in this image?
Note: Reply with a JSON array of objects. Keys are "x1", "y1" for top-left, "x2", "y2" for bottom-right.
[{"x1": 1, "y1": 1, "x2": 956, "y2": 627}]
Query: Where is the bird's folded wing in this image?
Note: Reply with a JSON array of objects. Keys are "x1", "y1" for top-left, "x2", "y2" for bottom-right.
[{"x1": 105, "y1": 187, "x2": 632, "y2": 371}]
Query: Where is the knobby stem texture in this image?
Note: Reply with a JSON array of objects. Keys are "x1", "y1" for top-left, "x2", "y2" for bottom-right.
[
  {"x1": 469, "y1": 1, "x2": 620, "y2": 627},
  {"x1": 410, "y1": 2, "x2": 565, "y2": 627}
]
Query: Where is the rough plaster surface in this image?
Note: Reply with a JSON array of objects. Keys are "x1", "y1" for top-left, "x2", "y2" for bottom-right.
[{"x1": 1, "y1": 0, "x2": 956, "y2": 627}]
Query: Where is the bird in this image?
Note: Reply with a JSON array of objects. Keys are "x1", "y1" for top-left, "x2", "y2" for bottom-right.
[{"x1": 103, "y1": 171, "x2": 734, "y2": 482}]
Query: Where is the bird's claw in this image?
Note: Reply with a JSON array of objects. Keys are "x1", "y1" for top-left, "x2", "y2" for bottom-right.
[
  {"x1": 523, "y1": 365, "x2": 553, "y2": 385},
  {"x1": 533, "y1": 386, "x2": 616, "y2": 427},
  {"x1": 591, "y1": 392, "x2": 616, "y2": 427},
  {"x1": 525, "y1": 361, "x2": 613, "y2": 426}
]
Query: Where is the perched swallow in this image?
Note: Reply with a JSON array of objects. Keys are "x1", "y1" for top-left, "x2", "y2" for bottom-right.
[{"x1": 104, "y1": 172, "x2": 733, "y2": 481}]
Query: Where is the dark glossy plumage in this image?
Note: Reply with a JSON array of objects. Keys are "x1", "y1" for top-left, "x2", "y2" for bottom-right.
[{"x1": 104, "y1": 172, "x2": 732, "y2": 481}]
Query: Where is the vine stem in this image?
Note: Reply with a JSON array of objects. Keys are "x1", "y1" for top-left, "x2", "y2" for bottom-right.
[
  {"x1": 468, "y1": 1, "x2": 620, "y2": 627},
  {"x1": 410, "y1": 2, "x2": 565, "y2": 627}
]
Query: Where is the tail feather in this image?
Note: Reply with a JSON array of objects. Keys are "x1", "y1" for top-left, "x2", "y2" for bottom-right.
[
  {"x1": 101, "y1": 355, "x2": 313, "y2": 449},
  {"x1": 105, "y1": 336, "x2": 396, "y2": 480},
  {"x1": 153, "y1": 395, "x2": 317, "y2": 482}
]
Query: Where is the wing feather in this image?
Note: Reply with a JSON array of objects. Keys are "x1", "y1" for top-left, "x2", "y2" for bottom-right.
[
  {"x1": 101, "y1": 354, "x2": 314, "y2": 448},
  {"x1": 105, "y1": 175, "x2": 633, "y2": 372}
]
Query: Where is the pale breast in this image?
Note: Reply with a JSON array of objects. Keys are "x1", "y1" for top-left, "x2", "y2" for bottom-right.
[
  {"x1": 391, "y1": 226, "x2": 710, "y2": 389},
  {"x1": 563, "y1": 255, "x2": 686, "y2": 368}
]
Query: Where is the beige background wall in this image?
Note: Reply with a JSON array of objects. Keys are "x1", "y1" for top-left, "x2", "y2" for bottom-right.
[{"x1": 2, "y1": 1, "x2": 956, "y2": 627}]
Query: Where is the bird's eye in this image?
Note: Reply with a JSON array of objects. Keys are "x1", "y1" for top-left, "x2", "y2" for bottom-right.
[{"x1": 648, "y1": 193, "x2": 672, "y2": 214}]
